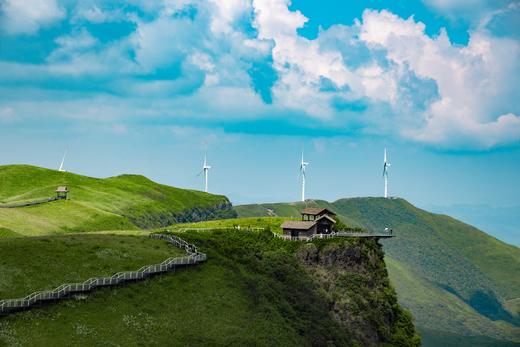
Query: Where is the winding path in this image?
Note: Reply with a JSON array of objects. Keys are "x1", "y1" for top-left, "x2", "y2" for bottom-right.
[{"x1": 0, "y1": 233, "x2": 205, "y2": 316}]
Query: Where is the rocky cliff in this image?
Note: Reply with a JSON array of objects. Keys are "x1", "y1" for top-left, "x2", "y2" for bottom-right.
[{"x1": 298, "y1": 238, "x2": 421, "y2": 346}]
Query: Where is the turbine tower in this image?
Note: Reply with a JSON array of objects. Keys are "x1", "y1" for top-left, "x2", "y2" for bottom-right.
[
  {"x1": 58, "y1": 149, "x2": 67, "y2": 172},
  {"x1": 201, "y1": 153, "x2": 211, "y2": 193},
  {"x1": 383, "y1": 148, "x2": 391, "y2": 198},
  {"x1": 300, "y1": 152, "x2": 309, "y2": 202}
]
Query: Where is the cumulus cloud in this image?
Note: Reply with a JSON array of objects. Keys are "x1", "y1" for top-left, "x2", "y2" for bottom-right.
[
  {"x1": 0, "y1": 0, "x2": 518, "y2": 150},
  {"x1": 357, "y1": 9, "x2": 520, "y2": 148},
  {"x1": 0, "y1": 0, "x2": 65, "y2": 34}
]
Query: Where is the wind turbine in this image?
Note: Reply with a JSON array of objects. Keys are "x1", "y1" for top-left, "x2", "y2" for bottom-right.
[
  {"x1": 58, "y1": 149, "x2": 67, "y2": 172},
  {"x1": 383, "y1": 148, "x2": 390, "y2": 198},
  {"x1": 198, "y1": 152, "x2": 212, "y2": 193},
  {"x1": 300, "y1": 151, "x2": 309, "y2": 202}
]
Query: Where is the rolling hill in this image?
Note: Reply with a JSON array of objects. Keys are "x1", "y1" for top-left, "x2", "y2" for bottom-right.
[
  {"x1": 0, "y1": 165, "x2": 236, "y2": 236},
  {"x1": 236, "y1": 198, "x2": 520, "y2": 346},
  {"x1": 0, "y1": 230, "x2": 419, "y2": 346}
]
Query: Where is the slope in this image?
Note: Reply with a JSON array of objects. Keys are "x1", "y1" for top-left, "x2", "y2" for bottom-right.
[
  {"x1": 0, "y1": 230, "x2": 419, "y2": 346},
  {"x1": 0, "y1": 165, "x2": 235, "y2": 236},
  {"x1": 236, "y1": 198, "x2": 520, "y2": 346}
]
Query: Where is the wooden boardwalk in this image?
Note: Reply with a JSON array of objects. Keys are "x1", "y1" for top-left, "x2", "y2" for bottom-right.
[
  {"x1": 0, "y1": 196, "x2": 61, "y2": 208},
  {"x1": 0, "y1": 234, "x2": 206, "y2": 316},
  {"x1": 273, "y1": 231, "x2": 395, "y2": 242}
]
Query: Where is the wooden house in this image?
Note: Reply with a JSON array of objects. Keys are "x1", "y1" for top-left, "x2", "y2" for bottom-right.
[{"x1": 281, "y1": 208, "x2": 336, "y2": 239}]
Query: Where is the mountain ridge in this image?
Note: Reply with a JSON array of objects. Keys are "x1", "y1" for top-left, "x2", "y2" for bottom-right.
[
  {"x1": 236, "y1": 197, "x2": 520, "y2": 346},
  {"x1": 0, "y1": 164, "x2": 236, "y2": 236}
]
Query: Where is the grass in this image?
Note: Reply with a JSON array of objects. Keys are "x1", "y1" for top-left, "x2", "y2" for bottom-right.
[
  {"x1": 165, "y1": 216, "x2": 292, "y2": 234},
  {"x1": 0, "y1": 234, "x2": 185, "y2": 299},
  {"x1": 0, "y1": 165, "x2": 235, "y2": 236},
  {"x1": 0, "y1": 230, "x2": 419, "y2": 346},
  {"x1": 236, "y1": 197, "x2": 520, "y2": 346}
]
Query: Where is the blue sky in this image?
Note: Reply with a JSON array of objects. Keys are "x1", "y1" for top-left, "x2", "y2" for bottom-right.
[{"x1": 0, "y1": 0, "x2": 519, "y2": 212}]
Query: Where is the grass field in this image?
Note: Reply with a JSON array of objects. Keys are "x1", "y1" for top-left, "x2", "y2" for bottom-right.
[
  {"x1": 165, "y1": 216, "x2": 292, "y2": 234},
  {"x1": 0, "y1": 234, "x2": 185, "y2": 299},
  {"x1": 0, "y1": 165, "x2": 234, "y2": 236},
  {"x1": 0, "y1": 230, "x2": 419, "y2": 346}
]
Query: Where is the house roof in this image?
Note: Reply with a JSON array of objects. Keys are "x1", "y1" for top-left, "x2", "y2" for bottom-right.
[
  {"x1": 56, "y1": 186, "x2": 68, "y2": 193},
  {"x1": 316, "y1": 214, "x2": 337, "y2": 223},
  {"x1": 281, "y1": 220, "x2": 316, "y2": 230},
  {"x1": 300, "y1": 207, "x2": 336, "y2": 216}
]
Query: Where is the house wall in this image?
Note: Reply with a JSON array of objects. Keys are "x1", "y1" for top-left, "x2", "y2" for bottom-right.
[{"x1": 317, "y1": 220, "x2": 334, "y2": 234}]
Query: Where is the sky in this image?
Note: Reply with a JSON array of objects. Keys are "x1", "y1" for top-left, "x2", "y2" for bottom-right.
[{"x1": 0, "y1": 0, "x2": 519, "y2": 212}]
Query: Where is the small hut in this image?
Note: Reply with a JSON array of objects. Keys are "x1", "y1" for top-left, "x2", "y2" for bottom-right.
[
  {"x1": 281, "y1": 208, "x2": 337, "y2": 239},
  {"x1": 56, "y1": 186, "x2": 69, "y2": 200}
]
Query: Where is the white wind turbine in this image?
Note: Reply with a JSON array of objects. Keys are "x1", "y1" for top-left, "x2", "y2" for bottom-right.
[
  {"x1": 300, "y1": 151, "x2": 309, "y2": 202},
  {"x1": 198, "y1": 152, "x2": 212, "y2": 193},
  {"x1": 383, "y1": 148, "x2": 391, "y2": 198},
  {"x1": 58, "y1": 149, "x2": 67, "y2": 172}
]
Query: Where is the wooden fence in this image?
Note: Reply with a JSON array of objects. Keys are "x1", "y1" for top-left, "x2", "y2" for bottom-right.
[
  {"x1": 0, "y1": 197, "x2": 60, "y2": 208},
  {"x1": 273, "y1": 230, "x2": 394, "y2": 241},
  {"x1": 0, "y1": 234, "x2": 206, "y2": 315}
]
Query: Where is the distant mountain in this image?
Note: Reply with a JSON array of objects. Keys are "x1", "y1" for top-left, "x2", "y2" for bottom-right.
[
  {"x1": 236, "y1": 198, "x2": 520, "y2": 346},
  {"x1": 424, "y1": 204, "x2": 520, "y2": 247},
  {"x1": 0, "y1": 165, "x2": 235, "y2": 236}
]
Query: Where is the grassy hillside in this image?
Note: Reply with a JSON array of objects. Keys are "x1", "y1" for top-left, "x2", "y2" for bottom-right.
[
  {"x1": 0, "y1": 230, "x2": 419, "y2": 346},
  {"x1": 0, "y1": 165, "x2": 235, "y2": 236},
  {"x1": 0, "y1": 234, "x2": 185, "y2": 299},
  {"x1": 164, "y1": 216, "x2": 293, "y2": 234},
  {"x1": 236, "y1": 198, "x2": 520, "y2": 346}
]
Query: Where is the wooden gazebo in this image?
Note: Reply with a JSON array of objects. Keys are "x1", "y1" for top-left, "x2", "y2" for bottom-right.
[{"x1": 56, "y1": 186, "x2": 69, "y2": 200}]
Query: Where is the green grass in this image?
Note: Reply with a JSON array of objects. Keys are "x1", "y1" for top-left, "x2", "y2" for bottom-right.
[
  {"x1": 0, "y1": 234, "x2": 185, "y2": 299},
  {"x1": 165, "y1": 216, "x2": 293, "y2": 234},
  {"x1": 0, "y1": 230, "x2": 419, "y2": 346},
  {"x1": 0, "y1": 165, "x2": 235, "y2": 236},
  {"x1": 236, "y1": 197, "x2": 520, "y2": 346}
]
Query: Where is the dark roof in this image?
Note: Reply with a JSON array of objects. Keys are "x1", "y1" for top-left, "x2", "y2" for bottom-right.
[
  {"x1": 300, "y1": 207, "x2": 336, "y2": 216},
  {"x1": 56, "y1": 186, "x2": 68, "y2": 193},
  {"x1": 316, "y1": 214, "x2": 337, "y2": 223},
  {"x1": 281, "y1": 220, "x2": 316, "y2": 230}
]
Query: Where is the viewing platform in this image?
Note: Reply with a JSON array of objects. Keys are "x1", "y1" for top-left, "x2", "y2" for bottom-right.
[{"x1": 273, "y1": 229, "x2": 395, "y2": 242}]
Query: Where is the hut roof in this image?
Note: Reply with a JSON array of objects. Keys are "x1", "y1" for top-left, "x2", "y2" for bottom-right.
[
  {"x1": 316, "y1": 214, "x2": 337, "y2": 223},
  {"x1": 56, "y1": 186, "x2": 68, "y2": 193},
  {"x1": 300, "y1": 207, "x2": 336, "y2": 216},
  {"x1": 281, "y1": 220, "x2": 316, "y2": 230}
]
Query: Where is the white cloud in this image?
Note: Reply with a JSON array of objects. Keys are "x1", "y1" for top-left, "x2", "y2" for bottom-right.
[
  {"x1": 358, "y1": 9, "x2": 520, "y2": 148},
  {"x1": 0, "y1": 0, "x2": 518, "y2": 150},
  {"x1": 0, "y1": 0, "x2": 65, "y2": 34}
]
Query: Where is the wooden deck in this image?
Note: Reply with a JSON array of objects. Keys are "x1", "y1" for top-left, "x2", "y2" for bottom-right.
[{"x1": 274, "y1": 231, "x2": 395, "y2": 242}]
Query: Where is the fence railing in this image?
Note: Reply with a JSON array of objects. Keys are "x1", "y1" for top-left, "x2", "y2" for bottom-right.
[
  {"x1": 0, "y1": 196, "x2": 61, "y2": 208},
  {"x1": 174, "y1": 227, "x2": 265, "y2": 233},
  {"x1": 273, "y1": 230, "x2": 394, "y2": 242},
  {"x1": 0, "y1": 234, "x2": 205, "y2": 315}
]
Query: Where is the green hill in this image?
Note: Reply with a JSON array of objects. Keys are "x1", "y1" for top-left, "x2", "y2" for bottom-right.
[
  {"x1": 0, "y1": 230, "x2": 419, "y2": 346},
  {"x1": 236, "y1": 198, "x2": 520, "y2": 346},
  {"x1": 0, "y1": 165, "x2": 236, "y2": 236}
]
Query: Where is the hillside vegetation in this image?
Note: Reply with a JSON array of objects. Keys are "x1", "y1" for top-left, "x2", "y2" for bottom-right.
[
  {"x1": 0, "y1": 229, "x2": 419, "y2": 346},
  {"x1": 0, "y1": 234, "x2": 185, "y2": 299},
  {"x1": 236, "y1": 198, "x2": 520, "y2": 346},
  {"x1": 0, "y1": 165, "x2": 235, "y2": 236}
]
